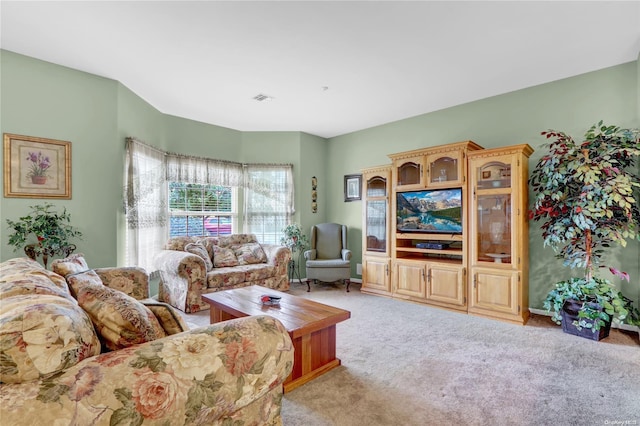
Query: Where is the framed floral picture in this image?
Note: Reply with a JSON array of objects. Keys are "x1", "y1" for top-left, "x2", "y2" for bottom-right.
[
  {"x1": 344, "y1": 174, "x2": 362, "y2": 202},
  {"x1": 3, "y1": 133, "x2": 72, "y2": 199}
]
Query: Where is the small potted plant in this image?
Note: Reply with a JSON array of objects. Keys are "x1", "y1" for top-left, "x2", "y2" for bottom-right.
[
  {"x1": 6, "y1": 203, "x2": 83, "y2": 268},
  {"x1": 281, "y1": 223, "x2": 310, "y2": 282},
  {"x1": 529, "y1": 121, "x2": 640, "y2": 340}
]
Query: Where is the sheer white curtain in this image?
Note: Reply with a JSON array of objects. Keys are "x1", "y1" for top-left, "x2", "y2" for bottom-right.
[
  {"x1": 124, "y1": 138, "x2": 167, "y2": 272},
  {"x1": 243, "y1": 163, "x2": 294, "y2": 244},
  {"x1": 166, "y1": 154, "x2": 243, "y2": 186}
]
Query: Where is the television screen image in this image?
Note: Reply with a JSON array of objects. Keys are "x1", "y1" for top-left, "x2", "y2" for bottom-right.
[{"x1": 396, "y1": 188, "x2": 462, "y2": 234}]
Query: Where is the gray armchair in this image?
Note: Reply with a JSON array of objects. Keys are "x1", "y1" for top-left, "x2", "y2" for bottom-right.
[{"x1": 304, "y1": 223, "x2": 352, "y2": 292}]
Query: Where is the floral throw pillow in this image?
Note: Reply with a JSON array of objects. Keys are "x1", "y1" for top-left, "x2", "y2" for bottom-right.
[
  {"x1": 52, "y1": 252, "x2": 90, "y2": 277},
  {"x1": 142, "y1": 300, "x2": 189, "y2": 335},
  {"x1": 212, "y1": 245, "x2": 239, "y2": 268},
  {"x1": 0, "y1": 294, "x2": 101, "y2": 383},
  {"x1": 185, "y1": 242, "x2": 214, "y2": 272},
  {"x1": 233, "y1": 243, "x2": 268, "y2": 265},
  {"x1": 67, "y1": 270, "x2": 166, "y2": 351}
]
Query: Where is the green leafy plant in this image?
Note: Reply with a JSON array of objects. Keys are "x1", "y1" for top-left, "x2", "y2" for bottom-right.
[
  {"x1": 529, "y1": 121, "x2": 640, "y2": 331},
  {"x1": 543, "y1": 277, "x2": 639, "y2": 331},
  {"x1": 6, "y1": 203, "x2": 83, "y2": 267},
  {"x1": 280, "y1": 223, "x2": 309, "y2": 253}
]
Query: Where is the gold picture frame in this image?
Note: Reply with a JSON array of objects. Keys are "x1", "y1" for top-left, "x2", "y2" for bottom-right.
[{"x1": 3, "y1": 133, "x2": 72, "y2": 199}]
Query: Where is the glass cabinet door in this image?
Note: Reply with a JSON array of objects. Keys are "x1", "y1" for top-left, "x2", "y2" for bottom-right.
[
  {"x1": 366, "y1": 200, "x2": 387, "y2": 252},
  {"x1": 366, "y1": 176, "x2": 386, "y2": 198},
  {"x1": 365, "y1": 176, "x2": 387, "y2": 252},
  {"x1": 476, "y1": 194, "x2": 512, "y2": 264},
  {"x1": 476, "y1": 161, "x2": 511, "y2": 189},
  {"x1": 428, "y1": 155, "x2": 458, "y2": 185},
  {"x1": 396, "y1": 161, "x2": 421, "y2": 187}
]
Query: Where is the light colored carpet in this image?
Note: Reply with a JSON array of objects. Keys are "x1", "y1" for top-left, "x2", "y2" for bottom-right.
[{"x1": 183, "y1": 282, "x2": 640, "y2": 426}]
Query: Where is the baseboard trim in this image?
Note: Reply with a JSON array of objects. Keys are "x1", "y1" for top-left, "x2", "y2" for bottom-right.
[
  {"x1": 529, "y1": 308, "x2": 639, "y2": 332},
  {"x1": 289, "y1": 278, "x2": 363, "y2": 284}
]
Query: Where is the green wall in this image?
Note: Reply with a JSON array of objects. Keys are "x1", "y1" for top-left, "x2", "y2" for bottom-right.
[
  {"x1": 0, "y1": 51, "x2": 314, "y2": 269},
  {"x1": 327, "y1": 60, "x2": 639, "y2": 308},
  {"x1": 1, "y1": 50, "x2": 120, "y2": 266},
  {"x1": 1, "y1": 49, "x2": 638, "y2": 309}
]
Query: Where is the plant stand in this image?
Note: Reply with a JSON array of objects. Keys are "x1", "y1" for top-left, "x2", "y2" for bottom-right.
[
  {"x1": 24, "y1": 243, "x2": 76, "y2": 269},
  {"x1": 561, "y1": 300, "x2": 611, "y2": 341},
  {"x1": 288, "y1": 258, "x2": 303, "y2": 284}
]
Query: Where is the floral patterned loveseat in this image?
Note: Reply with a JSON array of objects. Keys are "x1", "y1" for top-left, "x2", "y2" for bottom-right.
[
  {"x1": 0, "y1": 256, "x2": 294, "y2": 425},
  {"x1": 154, "y1": 234, "x2": 291, "y2": 313}
]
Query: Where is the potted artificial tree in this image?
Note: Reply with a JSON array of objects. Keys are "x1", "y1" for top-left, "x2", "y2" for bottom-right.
[
  {"x1": 6, "y1": 203, "x2": 83, "y2": 268},
  {"x1": 529, "y1": 121, "x2": 640, "y2": 340},
  {"x1": 281, "y1": 223, "x2": 310, "y2": 283}
]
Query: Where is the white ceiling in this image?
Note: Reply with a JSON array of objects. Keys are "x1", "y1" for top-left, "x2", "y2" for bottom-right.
[{"x1": 2, "y1": 1, "x2": 639, "y2": 138}]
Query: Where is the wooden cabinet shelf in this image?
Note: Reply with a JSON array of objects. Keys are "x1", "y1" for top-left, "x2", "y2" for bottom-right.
[{"x1": 396, "y1": 247, "x2": 462, "y2": 256}]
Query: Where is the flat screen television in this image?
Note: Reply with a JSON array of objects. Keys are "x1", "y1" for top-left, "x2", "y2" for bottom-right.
[{"x1": 396, "y1": 188, "x2": 463, "y2": 234}]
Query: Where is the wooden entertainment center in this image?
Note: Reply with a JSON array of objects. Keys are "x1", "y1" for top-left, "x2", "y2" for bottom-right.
[{"x1": 361, "y1": 141, "x2": 533, "y2": 325}]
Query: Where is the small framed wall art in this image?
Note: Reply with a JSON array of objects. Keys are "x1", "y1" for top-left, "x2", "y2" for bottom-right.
[
  {"x1": 3, "y1": 133, "x2": 72, "y2": 199},
  {"x1": 344, "y1": 174, "x2": 362, "y2": 202},
  {"x1": 311, "y1": 176, "x2": 318, "y2": 213}
]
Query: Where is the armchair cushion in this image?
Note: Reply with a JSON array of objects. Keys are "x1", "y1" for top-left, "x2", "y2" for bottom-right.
[
  {"x1": 67, "y1": 270, "x2": 166, "y2": 351},
  {"x1": 306, "y1": 258, "x2": 351, "y2": 268},
  {"x1": 315, "y1": 225, "x2": 343, "y2": 259}
]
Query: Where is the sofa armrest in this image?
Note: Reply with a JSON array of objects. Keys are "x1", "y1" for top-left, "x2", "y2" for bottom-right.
[
  {"x1": 154, "y1": 249, "x2": 207, "y2": 313},
  {"x1": 95, "y1": 266, "x2": 150, "y2": 300},
  {"x1": 261, "y1": 244, "x2": 292, "y2": 275},
  {"x1": 0, "y1": 315, "x2": 294, "y2": 426},
  {"x1": 304, "y1": 249, "x2": 316, "y2": 260}
]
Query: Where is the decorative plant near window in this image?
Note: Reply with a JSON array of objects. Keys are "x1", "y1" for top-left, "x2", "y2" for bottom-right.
[
  {"x1": 280, "y1": 223, "x2": 310, "y2": 253},
  {"x1": 6, "y1": 203, "x2": 82, "y2": 268},
  {"x1": 529, "y1": 121, "x2": 640, "y2": 337},
  {"x1": 281, "y1": 223, "x2": 310, "y2": 283}
]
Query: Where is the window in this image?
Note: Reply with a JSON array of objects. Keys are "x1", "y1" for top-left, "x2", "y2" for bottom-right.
[
  {"x1": 125, "y1": 137, "x2": 294, "y2": 272},
  {"x1": 168, "y1": 182, "x2": 236, "y2": 237},
  {"x1": 244, "y1": 165, "x2": 294, "y2": 244}
]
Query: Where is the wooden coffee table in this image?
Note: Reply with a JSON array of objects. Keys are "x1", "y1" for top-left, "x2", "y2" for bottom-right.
[{"x1": 202, "y1": 285, "x2": 351, "y2": 393}]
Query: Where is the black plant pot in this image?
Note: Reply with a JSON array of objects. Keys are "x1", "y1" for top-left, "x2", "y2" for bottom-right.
[{"x1": 561, "y1": 299, "x2": 611, "y2": 341}]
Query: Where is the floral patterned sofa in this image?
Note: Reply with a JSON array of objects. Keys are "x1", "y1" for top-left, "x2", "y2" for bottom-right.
[
  {"x1": 0, "y1": 256, "x2": 294, "y2": 425},
  {"x1": 154, "y1": 234, "x2": 291, "y2": 313}
]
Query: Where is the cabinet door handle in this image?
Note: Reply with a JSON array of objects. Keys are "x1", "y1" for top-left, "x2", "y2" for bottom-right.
[{"x1": 385, "y1": 264, "x2": 389, "y2": 275}]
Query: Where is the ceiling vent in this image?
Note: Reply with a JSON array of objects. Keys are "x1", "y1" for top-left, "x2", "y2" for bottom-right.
[{"x1": 253, "y1": 93, "x2": 273, "y2": 102}]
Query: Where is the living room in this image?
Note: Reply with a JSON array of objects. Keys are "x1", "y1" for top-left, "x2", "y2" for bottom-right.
[{"x1": 1, "y1": 2, "x2": 639, "y2": 424}]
